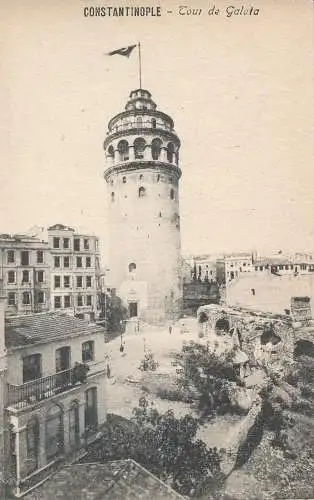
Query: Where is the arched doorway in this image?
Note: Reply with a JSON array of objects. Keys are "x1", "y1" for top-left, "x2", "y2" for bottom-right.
[{"x1": 215, "y1": 318, "x2": 230, "y2": 335}]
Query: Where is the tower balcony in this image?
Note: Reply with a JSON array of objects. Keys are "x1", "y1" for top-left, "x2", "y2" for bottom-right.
[{"x1": 103, "y1": 160, "x2": 182, "y2": 182}]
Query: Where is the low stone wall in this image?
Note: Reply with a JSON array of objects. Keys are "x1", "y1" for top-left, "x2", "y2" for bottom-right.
[{"x1": 220, "y1": 396, "x2": 263, "y2": 475}]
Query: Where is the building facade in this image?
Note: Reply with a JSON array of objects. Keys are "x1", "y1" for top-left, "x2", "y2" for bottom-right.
[
  {"x1": 48, "y1": 225, "x2": 101, "y2": 322},
  {"x1": 103, "y1": 89, "x2": 182, "y2": 324},
  {"x1": 0, "y1": 234, "x2": 50, "y2": 316},
  {"x1": 2, "y1": 309, "x2": 107, "y2": 496}
]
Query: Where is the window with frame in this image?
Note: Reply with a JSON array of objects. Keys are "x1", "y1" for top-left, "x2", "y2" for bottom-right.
[
  {"x1": 86, "y1": 257, "x2": 91, "y2": 268},
  {"x1": 8, "y1": 271, "x2": 15, "y2": 284},
  {"x1": 54, "y1": 296, "x2": 61, "y2": 309},
  {"x1": 76, "y1": 257, "x2": 82, "y2": 268},
  {"x1": 84, "y1": 387, "x2": 98, "y2": 431},
  {"x1": 74, "y1": 239, "x2": 80, "y2": 251},
  {"x1": 63, "y1": 238, "x2": 69, "y2": 249},
  {"x1": 7, "y1": 250, "x2": 15, "y2": 263},
  {"x1": 46, "y1": 405, "x2": 64, "y2": 460},
  {"x1": 23, "y1": 353, "x2": 41, "y2": 382},
  {"x1": 22, "y1": 270, "x2": 30, "y2": 283},
  {"x1": 86, "y1": 295, "x2": 92, "y2": 306},
  {"x1": 26, "y1": 418, "x2": 39, "y2": 474},
  {"x1": 37, "y1": 270, "x2": 44, "y2": 283},
  {"x1": 8, "y1": 292, "x2": 16, "y2": 306},
  {"x1": 84, "y1": 239, "x2": 89, "y2": 250},
  {"x1": 54, "y1": 276, "x2": 61, "y2": 288},
  {"x1": 76, "y1": 276, "x2": 83, "y2": 288},
  {"x1": 36, "y1": 250, "x2": 44, "y2": 264},
  {"x1": 23, "y1": 292, "x2": 31, "y2": 305},
  {"x1": 53, "y1": 237, "x2": 60, "y2": 249},
  {"x1": 86, "y1": 276, "x2": 92, "y2": 288},
  {"x1": 54, "y1": 256, "x2": 60, "y2": 268},
  {"x1": 64, "y1": 295, "x2": 71, "y2": 308},
  {"x1": 37, "y1": 291, "x2": 44, "y2": 304},
  {"x1": 77, "y1": 295, "x2": 83, "y2": 307},
  {"x1": 64, "y1": 256, "x2": 70, "y2": 268},
  {"x1": 64, "y1": 276, "x2": 70, "y2": 288},
  {"x1": 21, "y1": 251, "x2": 29, "y2": 266},
  {"x1": 82, "y1": 340, "x2": 94, "y2": 362},
  {"x1": 69, "y1": 401, "x2": 80, "y2": 448}
]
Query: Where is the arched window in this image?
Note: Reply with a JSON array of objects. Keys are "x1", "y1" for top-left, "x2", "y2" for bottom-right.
[
  {"x1": 167, "y1": 142, "x2": 175, "y2": 163},
  {"x1": 117, "y1": 140, "x2": 129, "y2": 161},
  {"x1": 26, "y1": 417, "x2": 39, "y2": 473},
  {"x1": 151, "y1": 138, "x2": 162, "y2": 160},
  {"x1": 46, "y1": 404, "x2": 64, "y2": 460},
  {"x1": 134, "y1": 138, "x2": 146, "y2": 159},
  {"x1": 107, "y1": 145, "x2": 114, "y2": 158},
  {"x1": 170, "y1": 188, "x2": 175, "y2": 200},
  {"x1": 151, "y1": 118, "x2": 156, "y2": 129},
  {"x1": 138, "y1": 187, "x2": 146, "y2": 198},
  {"x1": 122, "y1": 176, "x2": 127, "y2": 183},
  {"x1": 69, "y1": 400, "x2": 80, "y2": 449},
  {"x1": 111, "y1": 192, "x2": 115, "y2": 202},
  {"x1": 128, "y1": 262, "x2": 136, "y2": 273}
]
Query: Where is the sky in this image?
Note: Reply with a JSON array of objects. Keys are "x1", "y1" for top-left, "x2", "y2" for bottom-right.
[{"x1": 1, "y1": 0, "x2": 314, "y2": 263}]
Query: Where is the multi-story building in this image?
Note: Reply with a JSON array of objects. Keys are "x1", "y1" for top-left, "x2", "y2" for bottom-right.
[
  {"x1": 1, "y1": 297, "x2": 107, "y2": 496},
  {"x1": 0, "y1": 234, "x2": 50, "y2": 316},
  {"x1": 48, "y1": 225, "x2": 101, "y2": 322},
  {"x1": 224, "y1": 252, "x2": 254, "y2": 281}
]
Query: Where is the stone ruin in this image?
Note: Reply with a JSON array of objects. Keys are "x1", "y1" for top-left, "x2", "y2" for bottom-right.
[{"x1": 197, "y1": 304, "x2": 295, "y2": 380}]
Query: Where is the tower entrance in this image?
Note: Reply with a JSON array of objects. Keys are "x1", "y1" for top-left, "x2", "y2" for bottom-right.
[{"x1": 129, "y1": 302, "x2": 138, "y2": 318}]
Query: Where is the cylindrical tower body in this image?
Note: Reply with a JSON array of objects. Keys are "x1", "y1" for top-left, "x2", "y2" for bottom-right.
[{"x1": 103, "y1": 89, "x2": 182, "y2": 324}]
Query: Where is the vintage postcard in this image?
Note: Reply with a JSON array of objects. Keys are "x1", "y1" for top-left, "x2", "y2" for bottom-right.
[{"x1": 1, "y1": 0, "x2": 314, "y2": 498}]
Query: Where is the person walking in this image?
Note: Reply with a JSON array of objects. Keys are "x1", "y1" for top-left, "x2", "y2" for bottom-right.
[{"x1": 168, "y1": 324, "x2": 173, "y2": 335}]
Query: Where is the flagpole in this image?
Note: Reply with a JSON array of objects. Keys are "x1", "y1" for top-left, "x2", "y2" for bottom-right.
[{"x1": 138, "y1": 41, "x2": 142, "y2": 89}]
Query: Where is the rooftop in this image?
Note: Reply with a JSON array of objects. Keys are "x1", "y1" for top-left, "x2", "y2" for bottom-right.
[
  {"x1": 24, "y1": 460, "x2": 184, "y2": 500},
  {"x1": 5, "y1": 312, "x2": 106, "y2": 349}
]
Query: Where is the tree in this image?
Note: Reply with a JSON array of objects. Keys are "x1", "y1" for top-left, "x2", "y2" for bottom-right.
[
  {"x1": 84, "y1": 397, "x2": 221, "y2": 497},
  {"x1": 173, "y1": 341, "x2": 244, "y2": 416},
  {"x1": 98, "y1": 289, "x2": 128, "y2": 333}
]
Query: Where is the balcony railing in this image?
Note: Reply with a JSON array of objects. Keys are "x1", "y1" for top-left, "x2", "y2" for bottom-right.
[
  {"x1": 7, "y1": 361, "x2": 107, "y2": 411},
  {"x1": 7, "y1": 368, "x2": 77, "y2": 410}
]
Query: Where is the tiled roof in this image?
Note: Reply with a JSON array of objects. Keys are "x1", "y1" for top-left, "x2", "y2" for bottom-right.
[
  {"x1": 5, "y1": 312, "x2": 106, "y2": 349},
  {"x1": 24, "y1": 460, "x2": 184, "y2": 500}
]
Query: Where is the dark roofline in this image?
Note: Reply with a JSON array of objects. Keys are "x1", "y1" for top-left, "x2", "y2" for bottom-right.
[{"x1": 5, "y1": 312, "x2": 106, "y2": 351}]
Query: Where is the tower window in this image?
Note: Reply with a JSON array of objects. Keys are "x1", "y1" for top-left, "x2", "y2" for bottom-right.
[
  {"x1": 152, "y1": 138, "x2": 162, "y2": 160},
  {"x1": 170, "y1": 188, "x2": 175, "y2": 200},
  {"x1": 107, "y1": 145, "x2": 114, "y2": 158},
  {"x1": 111, "y1": 192, "x2": 115, "y2": 202},
  {"x1": 117, "y1": 140, "x2": 129, "y2": 161},
  {"x1": 138, "y1": 187, "x2": 146, "y2": 198},
  {"x1": 122, "y1": 176, "x2": 127, "y2": 183},
  {"x1": 129, "y1": 262, "x2": 136, "y2": 273},
  {"x1": 167, "y1": 142, "x2": 175, "y2": 163},
  {"x1": 134, "y1": 137, "x2": 146, "y2": 159},
  {"x1": 151, "y1": 118, "x2": 156, "y2": 129}
]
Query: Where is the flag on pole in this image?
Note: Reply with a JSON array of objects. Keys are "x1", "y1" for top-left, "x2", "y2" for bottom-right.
[{"x1": 107, "y1": 45, "x2": 137, "y2": 58}]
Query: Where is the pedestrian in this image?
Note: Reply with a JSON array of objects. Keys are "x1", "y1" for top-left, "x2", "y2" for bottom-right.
[
  {"x1": 106, "y1": 363, "x2": 111, "y2": 378},
  {"x1": 169, "y1": 324, "x2": 172, "y2": 335}
]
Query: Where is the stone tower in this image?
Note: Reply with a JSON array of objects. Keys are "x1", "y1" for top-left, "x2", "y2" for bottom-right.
[{"x1": 103, "y1": 89, "x2": 182, "y2": 324}]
